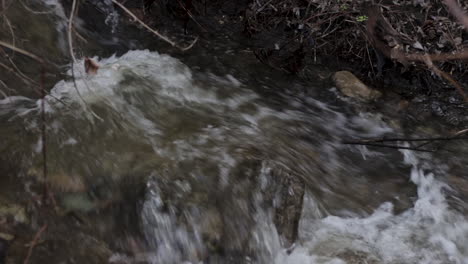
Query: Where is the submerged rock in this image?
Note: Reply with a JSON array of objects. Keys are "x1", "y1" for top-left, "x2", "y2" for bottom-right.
[
  {"x1": 336, "y1": 250, "x2": 381, "y2": 264},
  {"x1": 199, "y1": 208, "x2": 223, "y2": 251},
  {"x1": 273, "y1": 170, "x2": 305, "y2": 247},
  {"x1": 332, "y1": 71, "x2": 382, "y2": 101}
]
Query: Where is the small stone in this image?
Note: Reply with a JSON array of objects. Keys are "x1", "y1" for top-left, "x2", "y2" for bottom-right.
[
  {"x1": 332, "y1": 71, "x2": 382, "y2": 101},
  {"x1": 0, "y1": 233, "x2": 13, "y2": 241},
  {"x1": 200, "y1": 208, "x2": 223, "y2": 248},
  {"x1": 0, "y1": 199, "x2": 28, "y2": 224},
  {"x1": 336, "y1": 250, "x2": 380, "y2": 264}
]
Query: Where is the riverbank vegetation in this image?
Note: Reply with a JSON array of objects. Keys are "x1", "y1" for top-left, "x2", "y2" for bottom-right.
[
  {"x1": 2, "y1": 0, "x2": 467, "y2": 126},
  {"x1": 144, "y1": 0, "x2": 468, "y2": 126}
]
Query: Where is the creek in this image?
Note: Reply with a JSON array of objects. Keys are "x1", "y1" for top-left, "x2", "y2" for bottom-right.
[{"x1": 1, "y1": 1, "x2": 468, "y2": 263}]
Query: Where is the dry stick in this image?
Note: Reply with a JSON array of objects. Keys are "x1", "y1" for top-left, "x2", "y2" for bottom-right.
[
  {"x1": 67, "y1": 0, "x2": 78, "y2": 62},
  {"x1": 344, "y1": 142, "x2": 434, "y2": 152},
  {"x1": 366, "y1": 7, "x2": 468, "y2": 101},
  {"x1": 1, "y1": 47, "x2": 38, "y2": 85},
  {"x1": 175, "y1": 0, "x2": 207, "y2": 32},
  {"x1": 39, "y1": 66, "x2": 55, "y2": 210},
  {"x1": 343, "y1": 136, "x2": 468, "y2": 144},
  {"x1": 111, "y1": 0, "x2": 198, "y2": 51},
  {"x1": 0, "y1": 0, "x2": 10, "y2": 16},
  {"x1": 67, "y1": 0, "x2": 102, "y2": 121},
  {"x1": 344, "y1": 134, "x2": 468, "y2": 151},
  {"x1": 455, "y1": 128, "x2": 468, "y2": 136},
  {"x1": 0, "y1": 38, "x2": 60, "y2": 210},
  {"x1": 19, "y1": 0, "x2": 56, "y2": 15},
  {"x1": 23, "y1": 224, "x2": 47, "y2": 264},
  {"x1": 0, "y1": 80, "x2": 9, "y2": 98},
  {"x1": 4, "y1": 16, "x2": 15, "y2": 48},
  {"x1": 0, "y1": 40, "x2": 43, "y2": 63},
  {"x1": 73, "y1": 26, "x2": 88, "y2": 43},
  {"x1": 444, "y1": 0, "x2": 468, "y2": 30},
  {"x1": 0, "y1": 61, "x2": 68, "y2": 107},
  {"x1": 0, "y1": 61, "x2": 34, "y2": 84},
  {"x1": 422, "y1": 54, "x2": 468, "y2": 101}
]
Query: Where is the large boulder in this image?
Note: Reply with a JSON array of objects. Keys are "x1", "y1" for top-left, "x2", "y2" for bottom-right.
[{"x1": 332, "y1": 71, "x2": 382, "y2": 101}]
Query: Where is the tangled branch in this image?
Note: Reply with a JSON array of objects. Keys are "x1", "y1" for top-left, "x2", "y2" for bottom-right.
[
  {"x1": 111, "y1": 0, "x2": 198, "y2": 51},
  {"x1": 366, "y1": 6, "x2": 468, "y2": 101}
]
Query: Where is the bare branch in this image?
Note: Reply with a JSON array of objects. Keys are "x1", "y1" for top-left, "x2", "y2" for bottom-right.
[
  {"x1": 67, "y1": 0, "x2": 77, "y2": 62},
  {"x1": 444, "y1": 0, "x2": 468, "y2": 31},
  {"x1": 454, "y1": 128, "x2": 468, "y2": 136},
  {"x1": 421, "y1": 54, "x2": 467, "y2": 101},
  {"x1": 0, "y1": 40, "x2": 44, "y2": 63},
  {"x1": 67, "y1": 0, "x2": 103, "y2": 121},
  {"x1": 343, "y1": 133, "x2": 468, "y2": 152},
  {"x1": 111, "y1": 0, "x2": 198, "y2": 51},
  {"x1": 366, "y1": 6, "x2": 468, "y2": 101},
  {"x1": 19, "y1": 0, "x2": 56, "y2": 15},
  {"x1": 23, "y1": 224, "x2": 47, "y2": 264}
]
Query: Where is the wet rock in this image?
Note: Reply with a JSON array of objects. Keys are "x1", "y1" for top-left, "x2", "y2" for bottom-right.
[
  {"x1": 273, "y1": 170, "x2": 305, "y2": 247},
  {"x1": 332, "y1": 71, "x2": 382, "y2": 101},
  {"x1": 60, "y1": 193, "x2": 98, "y2": 213},
  {"x1": 336, "y1": 250, "x2": 381, "y2": 264},
  {"x1": 27, "y1": 168, "x2": 87, "y2": 193},
  {"x1": 199, "y1": 208, "x2": 223, "y2": 252},
  {"x1": 0, "y1": 234, "x2": 13, "y2": 242}
]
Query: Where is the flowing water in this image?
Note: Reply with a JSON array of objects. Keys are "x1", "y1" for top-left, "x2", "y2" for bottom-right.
[{"x1": 1, "y1": 2, "x2": 468, "y2": 264}]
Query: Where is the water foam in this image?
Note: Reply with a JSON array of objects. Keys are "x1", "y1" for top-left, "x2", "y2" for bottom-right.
[
  {"x1": 4, "y1": 48, "x2": 466, "y2": 264},
  {"x1": 271, "y1": 149, "x2": 468, "y2": 264}
]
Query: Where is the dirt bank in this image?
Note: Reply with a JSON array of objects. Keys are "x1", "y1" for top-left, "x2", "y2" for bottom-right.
[{"x1": 137, "y1": 0, "x2": 468, "y2": 127}]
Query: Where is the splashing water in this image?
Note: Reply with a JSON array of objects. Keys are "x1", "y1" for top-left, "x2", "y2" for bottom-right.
[
  {"x1": 2, "y1": 50, "x2": 468, "y2": 264},
  {"x1": 274, "y1": 149, "x2": 468, "y2": 264}
]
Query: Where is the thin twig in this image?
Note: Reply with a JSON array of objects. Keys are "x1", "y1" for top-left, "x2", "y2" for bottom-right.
[
  {"x1": 1, "y1": 47, "x2": 38, "y2": 84},
  {"x1": 67, "y1": 0, "x2": 103, "y2": 121},
  {"x1": 0, "y1": 61, "x2": 34, "y2": 84},
  {"x1": 19, "y1": 0, "x2": 56, "y2": 15},
  {"x1": 455, "y1": 128, "x2": 468, "y2": 136},
  {"x1": 344, "y1": 133, "x2": 468, "y2": 152},
  {"x1": 366, "y1": 7, "x2": 468, "y2": 101},
  {"x1": 0, "y1": 80, "x2": 9, "y2": 98},
  {"x1": 444, "y1": 0, "x2": 468, "y2": 31},
  {"x1": 421, "y1": 54, "x2": 467, "y2": 101},
  {"x1": 23, "y1": 224, "x2": 47, "y2": 264},
  {"x1": 111, "y1": 0, "x2": 198, "y2": 51},
  {"x1": 0, "y1": 61, "x2": 68, "y2": 107},
  {"x1": 344, "y1": 142, "x2": 434, "y2": 152},
  {"x1": 176, "y1": 0, "x2": 207, "y2": 32},
  {"x1": 0, "y1": 40, "x2": 44, "y2": 63},
  {"x1": 67, "y1": 0, "x2": 77, "y2": 62},
  {"x1": 3, "y1": 16, "x2": 15, "y2": 49},
  {"x1": 343, "y1": 136, "x2": 468, "y2": 143}
]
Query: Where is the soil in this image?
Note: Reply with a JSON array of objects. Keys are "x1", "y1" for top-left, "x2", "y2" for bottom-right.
[{"x1": 137, "y1": 0, "x2": 468, "y2": 128}]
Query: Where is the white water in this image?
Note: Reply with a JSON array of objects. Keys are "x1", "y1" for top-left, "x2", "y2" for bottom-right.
[
  {"x1": 3, "y1": 50, "x2": 468, "y2": 264},
  {"x1": 273, "y1": 149, "x2": 468, "y2": 264}
]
